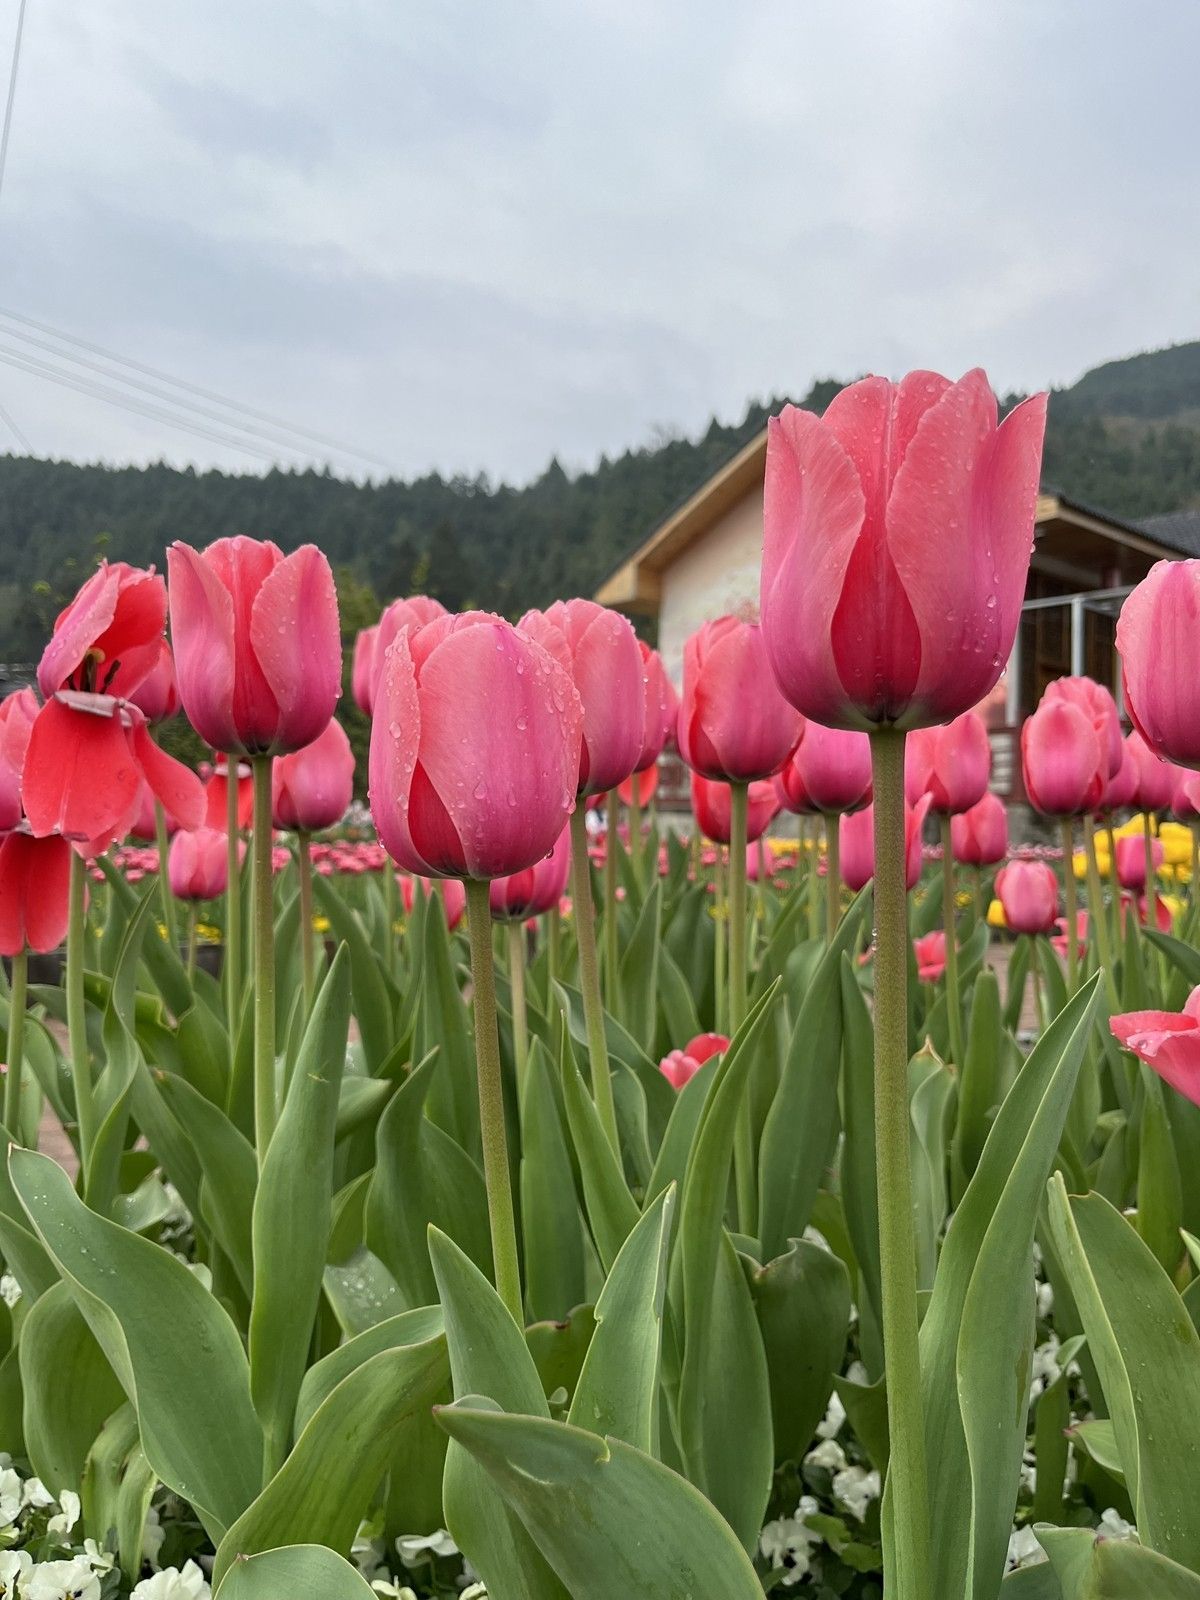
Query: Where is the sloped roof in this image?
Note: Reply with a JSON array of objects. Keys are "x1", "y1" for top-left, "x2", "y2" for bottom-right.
[{"x1": 1138, "y1": 509, "x2": 1200, "y2": 556}]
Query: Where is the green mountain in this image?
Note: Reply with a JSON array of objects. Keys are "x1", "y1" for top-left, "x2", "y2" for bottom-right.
[{"x1": 2, "y1": 346, "x2": 1200, "y2": 668}]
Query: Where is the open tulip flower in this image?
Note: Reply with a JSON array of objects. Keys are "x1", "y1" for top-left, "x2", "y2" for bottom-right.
[
  {"x1": 1111, "y1": 986, "x2": 1200, "y2": 1107},
  {"x1": 38, "y1": 560, "x2": 168, "y2": 701},
  {"x1": 0, "y1": 689, "x2": 37, "y2": 833}
]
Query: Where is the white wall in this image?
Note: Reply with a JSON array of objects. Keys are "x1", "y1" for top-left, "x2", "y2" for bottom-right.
[{"x1": 657, "y1": 484, "x2": 765, "y2": 687}]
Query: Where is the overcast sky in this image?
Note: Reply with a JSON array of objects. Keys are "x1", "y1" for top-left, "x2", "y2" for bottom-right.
[{"x1": 2, "y1": 0, "x2": 1197, "y2": 484}]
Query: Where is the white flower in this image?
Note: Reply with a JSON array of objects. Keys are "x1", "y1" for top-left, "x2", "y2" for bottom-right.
[
  {"x1": 1019, "y1": 1451, "x2": 1037, "y2": 1496},
  {"x1": 369, "y1": 1582, "x2": 417, "y2": 1600},
  {"x1": 815, "y1": 1392, "x2": 846, "y2": 1440},
  {"x1": 141, "y1": 1506, "x2": 165, "y2": 1571},
  {"x1": 1029, "y1": 1337, "x2": 1062, "y2": 1401},
  {"x1": 1098, "y1": 1508, "x2": 1138, "y2": 1542},
  {"x1": 845, "y1": 1361, "x2": 869, "y2": 1386},
  {"x1": 47, "y1": 1492, "x2": 81, "y2": 1538},
  {"x1": 81, "y1": 1544, "x2": 114, "y2": 1575},
  {"x1": 20, "y1": 1480, "x2": 53, "y2": 1511},
  {"x1": 131, "y1": 1560, "x2": 211, "y2": 1599},
  {"x1": 0, "y1": 1276, "x2": 21, "y2": 1309},
  {"x1": 1036, "y1": 1280, "x2": 1054, "y2": 1319},
  {"x1": 395, "y1": 1530, "x2": 457, "y2": 1565},
  {"x1": 760, "y1": 1495, "x2": 821, "y2": 1586},
  {"x1": 833, "y1": 1465, "x2": 881, "y2": 1521},
  {"x1": 0, "y1": 1469, "x2": 21, "y2": 1529},
  {"x1": 19, "y1": 1556, "x2": 101, "y2": 1599},
  {"x1": 804, "y1": 1439, "x2": 847, "y2": 1473},
  {"x1": 1007, "y1": 1525, "x2": 1048, "y2": 1570},
  {"x1": 0, "y1": 1550, "x2": 30, "y2": 1597},
  {"x1": 460, "y1": 1587, "x2": 488, "y2": 1600}
]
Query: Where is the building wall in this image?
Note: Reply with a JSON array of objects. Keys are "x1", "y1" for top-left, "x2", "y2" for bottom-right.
[{"x1": 657, "y1": 484, "x2": 765, "y2": 685}]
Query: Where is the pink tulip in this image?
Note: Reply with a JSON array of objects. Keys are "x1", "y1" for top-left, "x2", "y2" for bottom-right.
[
  {"x1": 761, "y1": 370, "x2": 1047, "y2": 730},
  {"x1": 370, "y1": 612, "x2": 582, "y2": 880},
  {"x1": 839, "y1": 793, "x2": 931, "y2": 892},
  {"x1": 1111, "y1": 986, "x2": 1200, "y2": 1107},
  {"x1": 635, "y1": 642, "x2": 677, "y2": 773},
  {"x1": 373, "y1": 596, "x2": 447, "y2": 698},
  {"x1": 950, "y1": 791, "x2": 1008, "y2": 865},
  {"x1": 352, "y1": 626, "x2": 379, "y2": 715},
  {"x1": 776, "y1": 722, "x2": 871, "y2": 815},
  {"x1": 168, "y1": 826, "x2": 229, "y2": 901},
  {"x1": 1172, "y1": 766, "x2": 1200, "y2": 821},
  {"x1": 1103, "y1": 739, "x2": 1139, "y2": 813},
  {"x1": 399, "y1": 874, "x2": 467, "y2": 930},
  {"x1": 489, "y1": 827, "x2": 572, "y2": 921},
  {"x1": 1041, "y1": 677, "x2": 1123, "y2": 779},
  {"x1": 126, "y1": 640, "x2": 180, "y2": 725},
  {"x1": 128, "y1": 780, "x2": 178, "y2": 844},
  {"x1": 204, "y1": 762, "x2": 254, "y2": 831},
  {"x1": 519, "y1": 599, "x2": 644, "y2": 797},
  {"x1": 994, "y1": 859, "x2": 1059, "y2": 934},
  {"x1": 272, "y1": 718, "x2": 355, "y2": 833},
  {"x1": 677, "y1": 616, "x2": 803, "y2": 783},
  {"x1": 38, "y1": 561, "x2": 167, "y2": 700},
  {"x1": 1117, "y1": 560, "x2": 1200, "y2": 768},
  {"x1": 0, "y1": 832, "x2": 73, "y2": 955},
  {"x1": 690, "y1": 773, "x2": 779, "y2": 845},
  {"x1": 1114, "y1": 832, "x2": 1163, "y2": 893},
  {"x1": 905, "y1": 711, "x2": 990, "y2": 814},
  {"x1": 1020, "y1": 699, "x2": 1105, "y2": 817},
  {"x1": 0, "y1": 689, "x2": 37, "y2": 832},
  {"x1": 1121, "y1": 891, "x2": 1172, "y2": 933},
  {"x1": 1124, "y1": 730, "x2": 1174, "y2": 813},
  {"x1": 659, "y1": 1032, "x2": 729, "y2": 1090},
  {"x1": 167, "y1": 537, "x2": 342, "y2": 757},
  {"x1": 1051, "y1": 912, "x2": 1088, "y2": 964},
  {"x1": 914, "y1": 930, "x2": 947, "y2": 983}
]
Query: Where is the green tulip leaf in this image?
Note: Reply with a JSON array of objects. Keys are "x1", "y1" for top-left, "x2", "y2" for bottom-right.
[
  {"x1": 215, "y1": 1544, "x2": 377, "y2": 1598},
  {"x1": 18, "y1": 1281, "x2": 124, "y2": 1494},
  {"x1": 1037, "y1": 1523, "x2": 1200, "y2": 1597},
  {"x1": 521, "y1": 1039, "x2": 588, "y2": 1322}
]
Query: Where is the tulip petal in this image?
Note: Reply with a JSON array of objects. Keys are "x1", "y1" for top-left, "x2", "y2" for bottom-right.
[
  {"x1": 1118, "y1": 561, "x2": 1200, "y2": 766},
  {"x1": 0, "y1": 833, "x2": 73, "y2": 955},
  {"x1": 132, "y1": 720, "x2": 205, "y2": 832},
  {"x1": 368, "y1": 632, "x2": 425, "y2": 873},
  {"x1": 250, "y1": 545, "x2": 342, "y2": 752},
  {"x1": 21, "y1": 699, "x2": 141, "y2": 847},
  {"x1": 37, "y1": 566, "x2": 119, "y2": 698},
  {"x1": 167, "y1": 543, "x2": 240, "y2": 753}
]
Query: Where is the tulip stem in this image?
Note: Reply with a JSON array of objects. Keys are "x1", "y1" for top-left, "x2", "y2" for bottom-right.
[
  {"x1": 713, "y1": 851, "x2": 727, "y2": 1034},
  {"x1": 382, "y1": 862, "x2": 397, "y2": 974},
  {"x1": 465, "y1": 879, "x2": 524, "y2": 1323},
  {"x1": 869, "y1": 728, "x2": 931, "y2": 1600},
  {"x1": 939, "y1": 816, "x2": 964, "y2": 1064},
  {"x1": 1060, "y1": 820, "x2": 1079, "y2": 992},
  {"x1": 186, "y1": 906, "x2": 198, "y2": 981},
  {"x1": 824, "y1": 813, "x2": 840, "y2": 943},
  {"x1": 225, "y1": 759, "x2": 243, "y2": 1039},
  {"x1": 251, "y1": 756, "x2": 277, "y2": 1164},
  {"x1": 1142, "y1": 811, "x2": 1156, "y2": 924},
  {"x1": 604, "y1": 789, "x2": 622, "y2": 1017},
  {"x1": 569, "y1": 806, "x2": 620, "y2": 1153},
  {"x1": 67, "y1": 850, "x2": 95, "y2": 1175},
  {"x1": 1104, "y1": 816, "x2": 1122, "y2": 954},
  {"x1": 1084, "y1": 814, "x2": 1121, "y2": 1010},
  {"x1": 630, "y1": 782, "x2": 644, "y2": 892},
  {"x1": 4, "y1": 949, "x2": 27, "y2": 1140},
  {"x1": 154, "y1": 798, "x2": 177, "y2": 952},
  {"x1": 546, "y1": 906, "x2": 560, "y2": 989},
  {"x1": 297, "y1": 831, "x2": 316, "y2": 1014},
  {"x1": 729, "y1": 781, "x2": 755, "y2": 1234},
  {"x1": 756, "y1": 838, "x2": 768, "y2": 947},
  {"x1": 507, "y1": 921, "x2": 529, "y2": 1102},
  {"x1": 806, "y1": 816, "x2": 820, "y2": 941}
]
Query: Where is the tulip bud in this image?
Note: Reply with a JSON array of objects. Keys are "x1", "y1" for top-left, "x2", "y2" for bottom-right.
[
  {"x1": 1117, "y1": 560, "x2": 1200, "y2": 769},
  {"x1": 839, "y1": 794, "x2": 930, "y2": 893},
  {"x1": 168, "y1": 826, "x2": 231, "y2": 901},
  {"x1": 1020, "y1": 699, "x2": 1105, "y2": 817},
  {"x1": 775, "y1": 722, "x2": 871, "y2": 815},
  {"x1": 126, "y1": 640, "x2": 180, "y2": 725},
  {"x1": 690, "y1": 773, "x2": 779, "y2": 846},
  {"x1": 677, "y1": 616, "x2": 802, "y2": 783},
  {"x1": 38, "y1": 561, "x2": 167, "y2": 700},
  {"x1": 994, "y1": 859, "x2": 1059, "y2": 934},
  {"x1": 1041, "y1": 676, "x2": 1123, "y2": 779},
  {"x1": 352, "y1": 626, "x2": 379, "y2": 715},
  {"x1": 489, "y1": 828, "x2": 571, "y2": 921},
  {"x1": 904, "y1": 711, "x2": 990, "y2": 814},
  {"x1": 950, "y1": 791, "x2": 1008, "y2": 866},
  {"x1": 272, "y1": 719, "x2": 355, "y2": 833}
]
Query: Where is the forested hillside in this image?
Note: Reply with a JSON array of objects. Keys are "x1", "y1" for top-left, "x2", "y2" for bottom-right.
[{"x1": 3, "y1": 345, "x2": 1200, "y2": 662}]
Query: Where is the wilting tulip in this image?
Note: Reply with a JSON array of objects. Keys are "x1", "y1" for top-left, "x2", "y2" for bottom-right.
[
  {"x1": 1020, "y1": 699, "x2": 1105, "y2": 816},
  {"x1": 839, "y1": 794, "x2": 931, "y2": 892},
  {"x1": 1125, "y1": 729, "x2": 1174, "y2": 814},
  {"x1": 761, "y1": 370, "x2": 1046, "y2": 730},
  {"x1": 1114, "y1": 832, "x2": 1163, "y2": 893},
  {"x1": 399, "y1": 873, "x2": 466, "y2": 930},
  {"x1": 0, "y1": 689, "x2": 37, "y2": 832},
  {"x1": 167, "y1": 537, "x2": 342, "y2": 757},
  {"x1": 635, "y1": 642, "x2": 677, "y2": 773},
  {"x1": 1117, "y1": 560, "x2": 1200, "y2": 768},
  {"x1": 905, "y1": 711, "x2": 990, "y2": 814},
  {"x1": 126, "y1": 640, "x2": 180, "y2": 725},
  {"x1": 776, "y1": 722, "x2": 871, "y2": 815},
  {"x1": 519, "y1": 599, "x2": 644, "y2": 797},
  {"x1": 272, "y1": 719, "x2": 355, "y2": 833},
  {"x1": 38, "y1": 561, "x2": 167, "y2": 700},
  {"x1": 352, "y1": 625, "x2": 379, "y2": 715},
  {"x1": 168, "y1": 827, "x2": 230, "y2": 901},
  {"x1": 1041, "y1": 677, "x2": 1123, "y2": 779},
  {"x1": 950, "y1": 791, "x2": 1008, "y2": 865},
  {"x1": 659, "y1": 1032, "x2": 729, "y2": 1090},
  {"x1": 914, "y1": 930, "x2": 947, "y2": 983},
  {"x1": 204, "y1": 762, "x2": 254, "y2": 831},
  {"x1": 0, "y1": 832, "x2": 73, "y2": 955},
  {"x1": 677, "y1": 616, "x2": 802, "y2": 782},
  {"x1": 489, "y1": 827, "x2": 571, "y2": 921},
  {"x1": 690, "y1": 773, "x2": 779, "y2": 845},
  {"x1": 370, "y1": 612, "x2": 582, "y2": 880},
  {"x1": 1111, "y1": 987, "x2": 1200, "y2": 1107},
  {"x1": 994, "y1": 859, "x2": 1059, "y2": 934},
  {"x1": 373, "y1": 596, "x2": 447, "y2": 694}
]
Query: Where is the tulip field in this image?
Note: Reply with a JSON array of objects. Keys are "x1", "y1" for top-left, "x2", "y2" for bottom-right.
[{"x1": 2, "y1": 370, "x2": 1200, "y2": 1600}]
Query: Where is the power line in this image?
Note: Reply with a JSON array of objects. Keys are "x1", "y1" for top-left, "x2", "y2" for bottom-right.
[{"x1": 0, "y1": 399, "x2": 28, "y2": 451}]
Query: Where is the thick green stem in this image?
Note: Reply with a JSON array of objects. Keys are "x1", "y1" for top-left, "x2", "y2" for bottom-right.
[
  {"x1": 465, "y1": 879, "x2": 524, "y2": 1322},
  {"x1": 225, "y1": 761, "x2": 243, "y2": 1039},
  {"x1": 939, "y1": 815, "x2": 964, "y2": 1064},
  {"x1": 1104, "y1": 817, "x2": 1122, "y2": 952},
  {"x1": 806, "y1": 815, "x2": 820, "y2": 941},
  {"x1": 297, "y1": 831, "x2": 316, "y2": 1014},
  {"x1": 251, "y1": 756, "x2": 277, "y2": 1164},
  {"x1": 604, "y1": 789, "x2": 622, "y2": 1016},
  {"x1": 869, "y1": 729, "x2": 931, "y2": 1600},
  {"x1": 824, "y1": 813, "x2": 841, "y2": 943},
  {"x1": 630, "y1": 782, "x2": 644, "y2": 892},
  {"x1": 4, "y1": 949, "x2": 28, "y2": 1139},
  {"x1": 507, "y1": 920, "x2": 529, "y2": 1101},
  {"x1": 1084, "y1": 814, "x2": 1121, "y2": 1010},
  {"x1": 186, "y1": 904, "x2": 198, "y2": 980},
  {"x1": 546, "y1": 906, "x2": 560, "y2": 988},
  {"x1": 1061, "y1": 819, "x2": 1079, "y2": 993},
  {"x1": 154, "y1": 798, "x2": 177, "y2": 950},
  {"x1": 1142, "y1": 811, "x2": 1156, "y2": 923},
  {"x1": 729, "y1": 782, "x2": 755, "y2": 1234},
  {"x1": 569, "y1": 806, "x2": 620, "y2": 1151},
  {"x1": 713, "y1": 852, "x2": 727, "y2": 1034},
  {"x1": 67, "y1": 850, "x2": 95, "y2": 1175}
]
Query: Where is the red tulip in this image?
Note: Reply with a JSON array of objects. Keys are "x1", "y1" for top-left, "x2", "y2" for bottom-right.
[
  {"x1": 1124, "y1": 730, "x2": 1174, "y2": 814},
  {"x1": 914, "y1": 930, "x2": 947, "y2": 983},
  {"x1": 1041, "y1": 677, "x2": 1123, "y2": 779},
  {"x1": 1114, "y1": 832, "x2": 1163, "y2": 892},
  {"x1": 0, "y1": 832, "x2": 73, "y2": 955},
  {"x1": 126, "y1": 640, "x2": 180, "y2": 725},
  {"x1": 352, "y1": 626, "x2": 379, "y2": 715},
  {"x1": 399, "y1": 873, "x2": 467, "y2": 930},
  {"x1": 659, "y1": 1032, "x2": 729, "y2": 1090},
  {"x1": 204, "y1": 762, "x2": 254, "y2": 831},
  {"x1": 272, "y1": 719, "x2": 355, "y2": 833},
  {"x1": 370, "y1": 612, "x2": 582, "y2": 880},
  {"x1": 1117, "y1": 560, "x2": 1200, "y2": 768},
  {"x1": 519, "y1": 599, "x2": 644, "y2": 797},
  {"x1": 168, "y1": 826, "x2": 230, "y2": 901},
  {"x1": 690, "y1": 773, "x2": 779, "y2": 845},
  {"x1": 489, "y1": 827, "x2": 571, "y2": 921},
  {"x1": 1111, "y1": 987, "x2": 1200, "y2": 1107},
  {"x1": 950, "y1": 791, "x2": 1008, "y2": 866},
  {"x1": 776, "y1": 722, "x2": 871, "y2": 815},
  {"x1": 0, "y1": 689, "x2": 37, "y2": 832},
  {"x1": 677, "y1": 616, "x2": 803, "y2": 783},
  {"x1": 904, "y1": 711, "x2": 990, "y2": 814},
  {"x1": 1052, "y1": 912, "x2": 1089, "y2": 964},
  {"x1": 994, "y1": 859, "x2": 1059, "y2": 934},
  {"x1": 1121, "y1": 891, "x2": 1172, "y2": 933},
  {"x1": 618, "y1": 766, "x2": 659, "y2": 808},
  {"x1": 839, "y1": 794, "x2": 931, "y2": 892},
  {"x1": 167, "y1": 537, "x2": 342, "y2": 757},
  {"x1": 37, "y1": 561, "x2": 167, "y2": 700},
  {"x1": 761, "y1": 370, "x2": 1047, "y2": 730},
  {"x1": 1020, "y1": 699, "x2": 1105, "y2": 817},
  {"x1": 635, "y1": 642, "x2": 677, "y2": 773},
  {"x1": 374, "y1": 596, "x2": 447, "y2": 697}
]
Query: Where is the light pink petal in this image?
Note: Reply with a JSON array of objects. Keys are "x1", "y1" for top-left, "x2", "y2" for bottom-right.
[
  {"x1": 368, "y1": 632, "x2": 426, "y2": 874},
  {"x1": 250, "y1": 545, "x2": 342, "y2": 752},
  {"x1": 167, "y1": 543, "x2": 240, "y2": 753},
  {"x1": 1118, "y1": 561, "x2": 1200, "y2": 767}
]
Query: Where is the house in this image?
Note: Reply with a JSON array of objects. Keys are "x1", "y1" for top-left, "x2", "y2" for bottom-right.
[{"x1": 596, "y1": 425, "x2": 1200, "y2": 800}]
